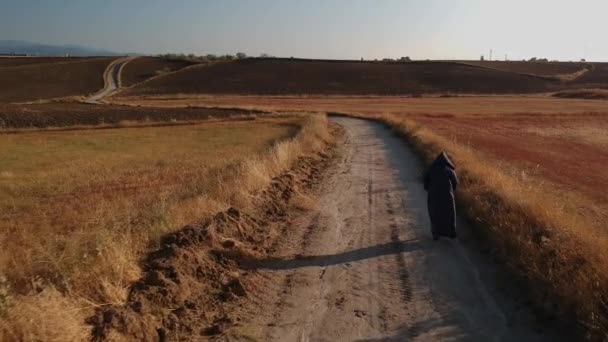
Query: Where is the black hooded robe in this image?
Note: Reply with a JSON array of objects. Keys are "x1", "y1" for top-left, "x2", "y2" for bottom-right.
[{"x1": 423, "y1": 152, "x2": 459, "y2": 239}]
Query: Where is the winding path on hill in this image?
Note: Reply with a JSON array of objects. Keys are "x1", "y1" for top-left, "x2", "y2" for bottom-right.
[
  {"x1": 86, "y1": 56, "x2": 137, "y2": 103},
  {"x1": 239, "y1": 116, "x2": 565, "y2": 341}
]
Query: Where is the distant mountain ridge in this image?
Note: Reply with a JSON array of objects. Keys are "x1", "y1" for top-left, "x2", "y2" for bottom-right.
[{"x1": 0, "y1": 40, "x2": 130, "y2": 57}]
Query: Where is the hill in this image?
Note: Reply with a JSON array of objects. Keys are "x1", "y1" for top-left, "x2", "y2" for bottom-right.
[
  {"x1": 121, "y1": 57, "x2": 198, "y2": 87},
  {"x1": 460, "y1": 60, "x2": 587, "y2": 79},
  {"x1": 119, "y1": 58, "x2": 560, "y2": 97},
  {"x1": 0, "y1": 57, "x2": 116, "y2": 103}
]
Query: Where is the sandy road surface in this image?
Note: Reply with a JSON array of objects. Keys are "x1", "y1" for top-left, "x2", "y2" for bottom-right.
[
  {"x1": 86, "y1": 56, "x2": 137, "y2": 103},
  {"x1": 240, "y1": 117, "x2": 563, "y2": 341}
]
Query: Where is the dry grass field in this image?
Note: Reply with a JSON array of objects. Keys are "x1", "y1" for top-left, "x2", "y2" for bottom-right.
[
  {"x1": 114, "y1": 94, "x2": 608, "y2": 115},
  {"x1": 3, "y1": 51, "x2": 608, "y2": 338},
  {"x1": 0, "y1": 115, "x2": 330, "y2": 340},
  {"x1": 375, "y1": 112, "x2": 608, "y2": 338},
  {"x1": 115, "y1": 94, "x2": 608, "y2": 336},
  {"x1": 120, "y1": 57, "x2": 197, "y2": 87},
  {"x1": 412, "y1": 114, "x2": 608, "y2": 205},
  {"x1": 0, "y1": 57, "x2": 116, "y2": 103}
]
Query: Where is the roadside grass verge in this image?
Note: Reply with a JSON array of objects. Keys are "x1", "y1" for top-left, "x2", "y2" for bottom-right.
[
  {"x1": 336, "y1": 112, "x2": 608, "y2": 340},
  {"x1": 0, "y1": 114, "x2": 331, "y2": 341}
]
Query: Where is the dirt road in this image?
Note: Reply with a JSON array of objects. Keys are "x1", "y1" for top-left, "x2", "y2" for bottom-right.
[
  {"x1": 238, "y1": 117, "x2": 563, "y2": 341},
  {"x1": 86, "y1": 56, "x2": 137, "y2": 103}
]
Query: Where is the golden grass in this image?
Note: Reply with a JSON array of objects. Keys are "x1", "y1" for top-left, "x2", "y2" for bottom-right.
[
  {"x1": 365, "y1": 113, "x2": 608, "y2": 338},
  {"x1": 525, "y1": 125, "x2": 608, "y2": 148},
  {"x1": 111, "y1": 94, "x2": 608, "y2": 116},
  {"x1": 0, "y1": 114, "x2": 331, "y2": 341}
]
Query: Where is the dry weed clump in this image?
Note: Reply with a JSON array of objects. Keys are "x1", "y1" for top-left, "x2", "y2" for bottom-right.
[
  {"x1": 0, "y1": 114, "x2": 330, "y2": 341},
  {"x1": 375, "y1": 113, "x2": 608, "y2": 339}
]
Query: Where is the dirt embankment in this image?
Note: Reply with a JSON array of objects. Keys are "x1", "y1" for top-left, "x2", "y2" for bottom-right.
[
  {"x1": 87, "y1": 128, "x2": 339, "y2": 340},
  {"x1": 0, "y1": 103, "x2": 267, "y2": 129},
  {"x1": 0, "y1": 57, "x2": 116, "y2": 103},
  {"x1": 119, "y1": 59, "x2": 558, "y2": 97}
]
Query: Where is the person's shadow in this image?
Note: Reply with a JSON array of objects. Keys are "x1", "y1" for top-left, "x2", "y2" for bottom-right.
[{"x1": 243, "y1": 238, "x2": 424, "y2": 270}]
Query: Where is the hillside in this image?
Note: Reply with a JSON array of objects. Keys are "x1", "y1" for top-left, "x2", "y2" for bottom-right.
[
  {"x1": 121, "y1": 57, "x2": 198, "y2": 87},
  {"x1": 0, "y1": 57, "x2": 116, "y2": 103},
  {"x1": 570, "y1": 63, "x2": 608, "y2": 88},
  {"x1": 119, "y1": 58, "x2": 559, "y2": 97},
  {"x1": 461, "y1": 60, "x2": 586, "y2": 78}
]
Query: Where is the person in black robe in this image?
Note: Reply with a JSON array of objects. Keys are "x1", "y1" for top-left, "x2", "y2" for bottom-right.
[{"x1": 423, "y1": 151, "x2": 459, "y2": 240}]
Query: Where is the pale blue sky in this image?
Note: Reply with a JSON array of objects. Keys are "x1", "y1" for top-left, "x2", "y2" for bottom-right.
[{"x1": 2, "y1": 0, "x2": 606, "y2": 61}]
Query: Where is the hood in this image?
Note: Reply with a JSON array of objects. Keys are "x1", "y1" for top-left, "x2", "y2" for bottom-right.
[{"x1": 434, "y1": 151, "x2": 455, "y2": 169}]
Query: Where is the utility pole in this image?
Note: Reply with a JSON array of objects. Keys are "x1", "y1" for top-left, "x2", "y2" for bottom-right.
[{"x1": 489, "y1": 49, "x2": 493, "y2": 61}]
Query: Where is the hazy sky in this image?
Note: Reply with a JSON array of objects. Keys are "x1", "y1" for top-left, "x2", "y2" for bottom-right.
[{"x1": 2, "y1": 0, "x2": 606, "y2": 61}]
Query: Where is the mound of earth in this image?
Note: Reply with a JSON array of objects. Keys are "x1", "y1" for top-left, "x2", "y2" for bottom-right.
[
  {"x1": 120, "y1": 58, "x2": 559, "y2": 97},
  {"x1": 87, "y1": 146, "x2": 336, "y2": 341}
]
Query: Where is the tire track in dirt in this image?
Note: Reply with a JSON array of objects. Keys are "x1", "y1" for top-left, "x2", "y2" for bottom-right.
[{"x1": 86, "y1": 56, "x2": 137, "y2": 103}]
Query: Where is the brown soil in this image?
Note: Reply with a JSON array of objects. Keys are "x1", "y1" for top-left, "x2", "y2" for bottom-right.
[
  {"x1": 571, "y1": 63, "x2": 608, "y2": 89},
  {"x1": 462, "y1": 61, "x2": 586, "y2": 77},
  {"x1": 0, "y1": 57, "x2": 116, "y2": 103},
  {"x1": 554, "y1": 88, "x2": 608, "y2": 100},
  {"x1": 87, "y1": 136, "x2": 337, "y2": 341},
  {"x1": 0, "y1": 57, "x2": 83, "y2": 68},
  {"x1": 120, "y1": 59, "x2": 560, "y2": 97},
  {"x1": 121, "y1": 57, "x2": 198, "y2": 87},
  {"x1": 0, "y1": 103, "x2": 266, "y2": 129}
]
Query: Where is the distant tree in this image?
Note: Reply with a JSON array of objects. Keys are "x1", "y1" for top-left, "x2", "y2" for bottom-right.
[
  {"x1": 529, "y1": 57, "x2": 537, "y2": 62},
  {"x1": 259, "y1": 53, "x2": 271, "y2": 58},
  {"x1": 480, "y1": 55, "x2": 485, "y2": 61},
  {"x1": 580, "y1": 58, "x2": 586, "y2": 62},
  {"x1": 206, "y1": 54, "x2": 218, "y2": 61},
  {"x1": 398, "y1": 56, "x2": 411, "y2": 62},
  {"x1": 236, "y1": 52, "x2": 247, "y2": 59}
]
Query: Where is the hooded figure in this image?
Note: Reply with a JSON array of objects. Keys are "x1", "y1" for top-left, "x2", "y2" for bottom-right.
[{"x1": 424, "y1": 152, "x2": 459, "y2": 240}]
